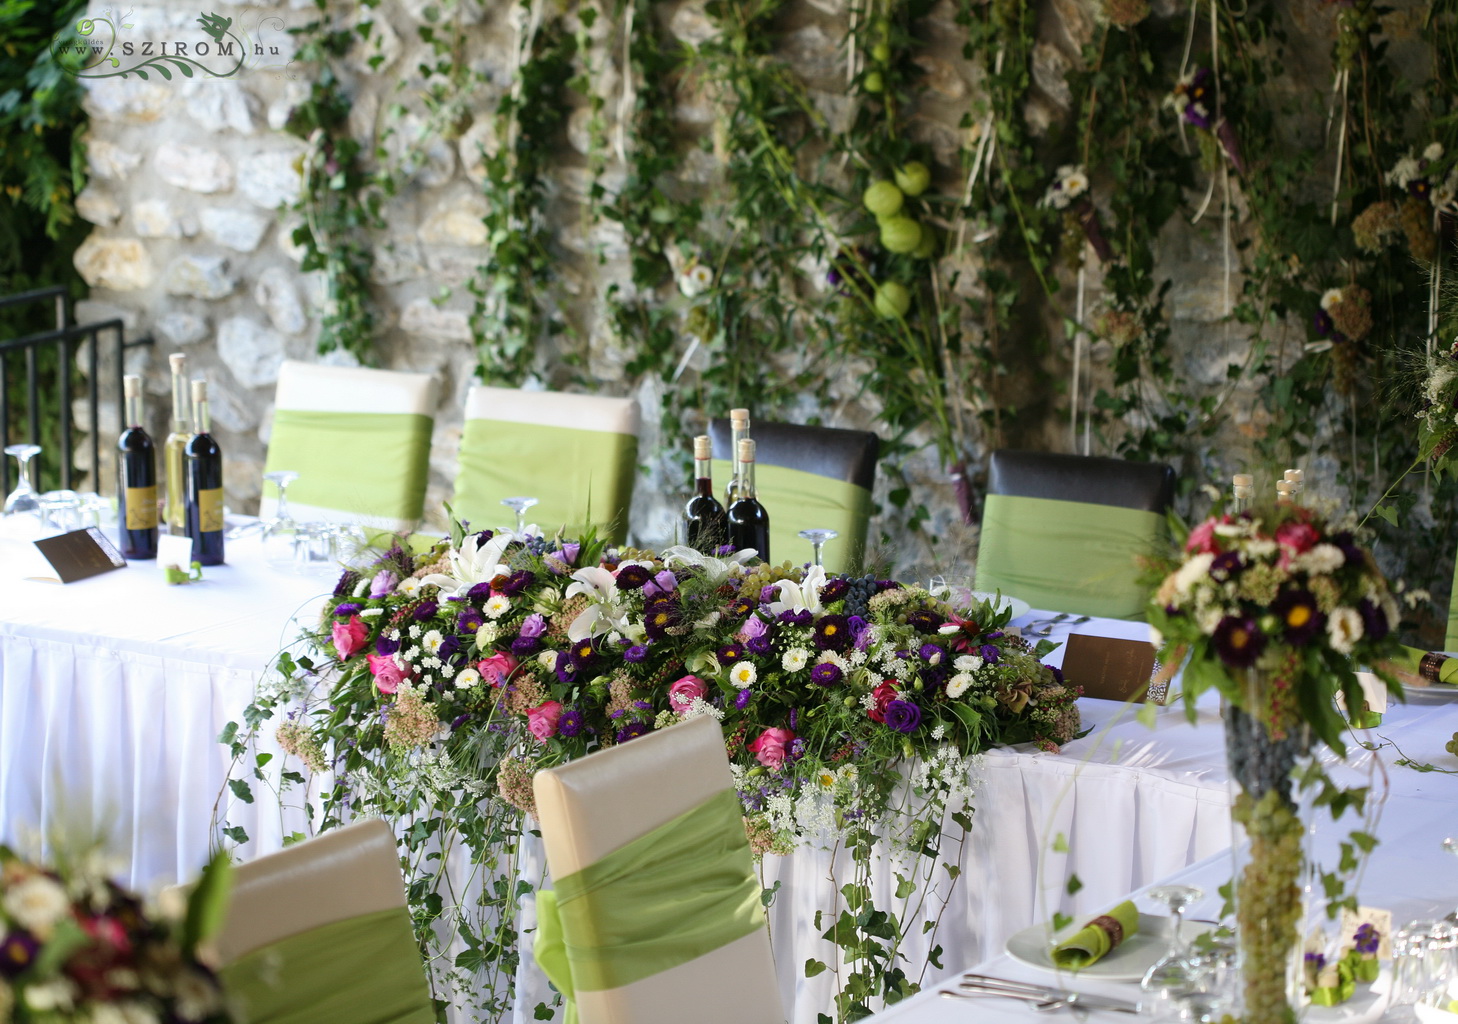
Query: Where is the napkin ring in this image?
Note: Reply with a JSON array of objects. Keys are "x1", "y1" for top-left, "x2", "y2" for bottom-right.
[
  {"x1": 1420, "y1": 651, "x2": 1449, "y2": 683},
  {"x1": 1090, "y1": 915, "x2": 1124, "y2": 946}
]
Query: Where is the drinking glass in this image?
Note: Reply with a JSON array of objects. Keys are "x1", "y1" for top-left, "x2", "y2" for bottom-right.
[
  {"x1": 39, "y1": 490, "x2": 83, "y2": 533},
  {"x1": 1141, "y1": 885, "x2": 1207, "y2": 1010},
  {"x1": 290, "y1": 522, "x2": 337, "y2": 576},
  {"x1": 1393, "y1": 921, "x2": 1440, "y2": 1006},
  {"x1": 3, "y1": 443, "x2": 42, "y2": 518},
  {"x1": 501, "y1": 496, "x2": 538, "y2": 535},
  {"x1": 798, "y1": 528, "x2": 838, "y2": 569}
]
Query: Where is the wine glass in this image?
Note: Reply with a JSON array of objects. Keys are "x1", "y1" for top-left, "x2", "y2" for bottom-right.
[
  {"x1": 798, "y1": 528, "x2": 838, "y2": 569},
  {"x1": 1140, "y1": 885, "x2": 1206, "y2": 1009},
  {"x1": 501, "y1": 496, "x2": 538, "y2": 536},
  {"x1": 3, "y1": 443, "x2": 42, "y2": 518},
  {"x1": 257, "y1": 472, "x2": 301, "y2": 567}
]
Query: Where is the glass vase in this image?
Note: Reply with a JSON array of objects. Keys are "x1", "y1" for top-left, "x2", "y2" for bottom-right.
[{"x1": 1224, "y1": 669, "x2": 1315, "y2": 1024}]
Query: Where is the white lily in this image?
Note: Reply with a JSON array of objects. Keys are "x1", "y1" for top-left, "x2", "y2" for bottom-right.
[
  {"x1": 417, "y1": 530, "x2": 514, "y2": 596},
  {"x1": 564, "y1": 566, "x2": 629, "y2": 642},
  {"x1": 659, "y1": 544, "x2": 757, "y2": 586},
  {"x1": 767, "y1": 564, "x2": 828, "y2": 616}
]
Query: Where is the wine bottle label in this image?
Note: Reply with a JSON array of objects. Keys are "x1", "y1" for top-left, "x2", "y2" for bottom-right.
[
  {"x1": 125, "y1": 486, "x2": 158, "y2": 529},
  {"x1": 197, "y1": 487, "x2": 224, "y2": 533}
]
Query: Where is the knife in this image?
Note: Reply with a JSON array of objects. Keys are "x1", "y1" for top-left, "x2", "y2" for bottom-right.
[{"x1": 956, "y1": 977, "x2": 1143, "y2": 1015}]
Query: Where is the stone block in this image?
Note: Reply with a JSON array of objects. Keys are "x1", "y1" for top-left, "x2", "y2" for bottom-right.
[
  {"x1": 239, "y1": 148, "x2": 304, "y2": 210},
  {"x1": 163, "y1": 255, "x2": 235, "y2": 300},
  {"x1": 155, "y1": 144, "x2": 234, "y2": 193},
  {"x1": 184, "y1": 80, "x2": 258, "y2": 134},
  {"x1": 82, "y1": 78, "x2": 172, "y2": 123},
  {"x1": 75, "y1": 300, "x2": 140, "y2": 332},
  {"x1": 200, "y1": 207, "x2": 270, "y2": 252},
  {"x1": 155, "y1": 312, "x2": 208, "y2": 347},
  {"x1": 74, "y1": 235, "x2": 155, "y2": 291},
  {"x1": 132, "y1": 200, "x2": 189, "y2": 238},
  {"x1": 207, "y1": 377, "x2": 259, "y2": 433},
  {"x1": 218, "y1": 316, "x2": 287, "y2": 389},
  {"x1": 388, "y1": 114, "x2": 457, "y2": 188},
  {"x1": 85, "y1": 140, "x2": 142, "y2": 180},
  {"x1": 75, "y1": 188, "x2": 122, "y2": 227},
  {"x1": 459, "y1": 118, "x2": 501, "y2": 185},
  {"x1": 371, "y1": 241, "x2": 425, "y2": 284},
  {"x1": 419, "y1": 193, "x2": 489, "y2": 246},
  {"x1": 400, "y1": 299, "x2": 473, "y2": 343},
  {"x1": 254, "y1": 266, "x2": 307, "y2": 334},
  {"x1": 669, "y1": 3, "x2": 717, "y2": 46}
]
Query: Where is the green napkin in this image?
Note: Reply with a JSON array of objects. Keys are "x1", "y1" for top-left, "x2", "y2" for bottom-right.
[
  {"x1": 1386, "y1": 646, "x2": 1458, "y2": 685},
  {"x1": 1050, "y1": 901, "x2": 1140, "y2": 969}
]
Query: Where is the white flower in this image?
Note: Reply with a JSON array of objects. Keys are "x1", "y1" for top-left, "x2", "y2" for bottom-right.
[
  {"x1": 564, "y1": 565, "x2": 628, "y2": 641},
  {"x1": 408, "y1": 624, "x2": 423, "y2": 639},
  {"x1": 1246, "y1": 538, "x2": 1278, "y2": 560},
  {"x1": 817, "y1": 650, "x2": 849, "y2": 672},
  {"x1": 477, "y1": 622, "x2": 500, "y2": 647},
  {"x1": 1295, "y1": 544, "x2": 1345, "y2": 575},
  {"x1": 729, "y1": 662, "x2": 758, "y2": 688},
  {"x1": 417, "y1": 531, "x2": 514, "y2": 597},
  {"x1": 1059, "y1": 166, "x2": 1089, "y2": 199},
  {"x1": 1386, "y1": 155, "x2": 1421, "y2": 189},
  {"x1": 397, "y1": 576, "x2": 423, "y2": 597},
  {"x1": 1424, "y1": 142, "x2": 1444, "y2": 162},
  {"x1": 173, "y1": 969, "x2": 221, "y2": 1020},
  {"x1": 3, "y1": 873, "x2": 70, "y2": 937},
  {"x1": 684, "y1": 696, "x2": 725, "y2": 721},
  {"x1": 1327, "y1": 606, "x2": 1364, "y2": 655},
  {"x1": 659, "y1": 545, "x2": 758, "y2": 585},
  {"x1": 1172, "y1": 552, "x2": 1216, "y2": 599},
  {"x1": 767, "y1": 565, "x2": 828, "y2": 616},
  {"x1": 953, "y1": 654, "x2": 984, "y2": 673},
  {"x1": 23, "y1": 979, "x2": 74, "y2": 1012},
  {"x1": 94, "y1": 1004, "x2": 160, "y2": 1024},
  {"x1": 421, "y1": 630, "x2": 444, "y2": 655},
  {"x1": 353, "y1": 578, "x2": 370, "y2": 598},
  {"x1": 946, "y1": 672, "x2": 975, "y2": 698},
  {"x1": 679, "y1": 261, "x2": 714, "y2": 298},
  {"x1": 484, "y1": 594, "x2": 511, "y2": 620},
  {"x1": 782, "y1": 648, "x2": 810, "y2": 672},
  {"x1": 1320, "y1": 287, "x2": 1346, "y2": 311},
  {"x1": 693, "y1": 610, "x2": 723, "y2": 630},
  {"x1": 361, "y1": 607, "x2": 384, "y2": 618},
  {"x1": 454, "y1": 668, "x2": 482, "y2": 691},
  {"x1": 1196, "y1": 605, "x2": 1225, "y2": 635},
  {"x1": 536, "y1": 650, "x2": 558, "y2": 670}
]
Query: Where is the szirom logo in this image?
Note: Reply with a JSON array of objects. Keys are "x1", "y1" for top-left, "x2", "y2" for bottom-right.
[{"x1": 52, "y1": 8, "x2": 286, "y2": 81}]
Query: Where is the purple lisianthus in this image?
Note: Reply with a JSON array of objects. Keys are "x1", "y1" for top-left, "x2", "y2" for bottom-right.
[
  {"x1": 1357, "y1": 598, "x2": 1390, "y2": 643},
  {"x1": 918, "y1": 642, "x2": 945, "y2": 666},
  {"x1": 1212, "y1": 615, "x2": 1266, "y2": 668},
  {"x1": 820, "y1": 577, "x2": 849, "y2": 602},
  {"x1": 413, "y1": 600, "x2": 438, "y2": 622},
  {"x1": 760, "y1": 585, "x2": 777, "y2": 605},
  {"x1": 814, "y1": 614, "x2": 852, "y2": 652},
  {"x1": 616, "y1": 721, "x2": 650, "y2": 743},
  {"x1": 906, "y1": 609, "x2": 939, "y2": 633},
  {"x1": 718, "y1": 642, "x2": 745, "y2": 664},
  {"x1": 560, "y1": 541, "x2": 581, "y2": 565},
  {"x1": 980, "y1": 644, "x2": 1000, "y2": 664},
  {"x1": 370, "y1": 571, "x2": 398, "y2": 598},
  {"x1": 644, "y1": 569, "x2": 679, "y2": 597},
  {"x1": 848, "y1": 615, "x2": 872, "y2": 648},
  {"x1": 883, "y1": 700, "x2": 922, "y2": 734},
  {"x1": 741, "y1": 615, "x2": 769, "y2": 641},
  {"x1": 376, "y1": 634, "x2": 400, "y2": 656},
  {"x1": 335, "y1": 602, "x2": 362, "y2": 616},
  {"x1": 616, "y1": 564, "x2": 653, "y2": 590},
  {"x1": 558, "y1": 707, "x2": 585, "y2": 738},
  {"x1": 1272, "y1": 588, "x2": 1324, "y2": 646},
  {"x1": 457, "y1": 607, "x2": 484, "y2": 633},
  {"x1": 438, "y1": 635, "x2": 461, "y2": 662},
  {"x1": 811, "y1": 662, "x2": 843, "y2": 686},
  {"x1": 734, "y1": 688, "x2": 752, "y2": 709}
]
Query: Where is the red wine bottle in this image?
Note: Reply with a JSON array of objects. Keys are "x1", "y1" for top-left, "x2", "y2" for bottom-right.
[
  {"x1": 117, "y1": 374, "x2": 158, "y2": 559},
  {"x1": 684, "y1": 435, "x2": 727, "y2": 554},
  {"x1": 727, "y1": 438, "x2": 770, "y2": 561},
  {"x1": 184, "y1": 379, "x2": 225, "y2": 566}
]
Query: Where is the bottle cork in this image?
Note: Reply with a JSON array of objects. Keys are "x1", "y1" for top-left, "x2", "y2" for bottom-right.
[
  {"x1": 169, "y1": 352, "x2": 186, "y2": 373},
  {"x1": 1232, "y1": 474, "x2": 1253, "y2": 488},
  {"x1": 694, "y1": 435, "x2": 712, "y2": 459},
  {"x1": 192, "y1": 379, "x2": 208, "y2": 404},
  {"x1": 738, "y1": 438, "x2": 756, "y2": 462},
  {"x1": 730, "y1": 408, "x2": 749, "y2": 426},
  {"x1": 123, "y1": 375, "x2": 140, "y2": 398}
]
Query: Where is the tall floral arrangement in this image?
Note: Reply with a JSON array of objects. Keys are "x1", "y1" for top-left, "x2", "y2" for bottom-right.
[
  {"x1": 221, "y1": 526, "x2": 1081, "y2": 1022},
  {"x1": 1149, "y1": 504, "x2": 1403, "y2": 1024}
]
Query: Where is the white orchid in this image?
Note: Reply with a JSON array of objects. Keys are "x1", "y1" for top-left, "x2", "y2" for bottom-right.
[
  {"x1": 417, "y1": 530, "x2": 513, "y2": 596},
  {"x1": 767, "y1": 564, "x2": 828, "y2": 616},
  {"x1": 564, "y1": 565, "x2": 629, "y2": 641},
  {"x1": 659, "y1": 544, "x2": 756, "y2": 586}
]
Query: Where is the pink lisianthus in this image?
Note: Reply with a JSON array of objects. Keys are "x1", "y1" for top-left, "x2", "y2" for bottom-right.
[
  {"x1": 747, "y1": 726, "x2": 795, "y2": 768},
  {"x1": 1185, "y1": 518, "x2": 1220, "y2": 555},
  {"x1": 1275, "y1": 520, "x2": 1320, "y2": 569},
  {"x1": 526, "y1": 700, "x2": 563, "y2": 742},
  {"x1": 867, "y1": 681, "x2": 899, "y2": 723},
  {"x1": 667, "y1": 674, "x2": 709, "y2": 714},
  {"x1": 331, "y1": 615, "x2": 369, "y2": 659},
  {"x1": 478, "y1": 651, "x2": 519, "y2": 688},
  {"x1": 366, "y1": 652, "x2": 411, "y2": 695}
]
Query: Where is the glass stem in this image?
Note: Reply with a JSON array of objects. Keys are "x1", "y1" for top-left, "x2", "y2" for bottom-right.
[{"x1": 1171, "y1": 906, "x2": 1186, "y2": 955}]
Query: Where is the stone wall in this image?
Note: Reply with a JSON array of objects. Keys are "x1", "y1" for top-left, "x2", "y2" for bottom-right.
[{"x1": 67, "y1": 0, "x2": 1406, "y2": 578}]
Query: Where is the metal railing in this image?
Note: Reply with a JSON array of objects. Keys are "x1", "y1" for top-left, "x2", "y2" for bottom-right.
[{"x1": 1, "y1": 285, "x2": 154, "y2": 496}]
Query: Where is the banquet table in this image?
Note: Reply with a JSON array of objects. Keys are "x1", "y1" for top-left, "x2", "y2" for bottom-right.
[
  {"x1": 0, "y1": 520, "x2": 325, "y2": 887},
  {"x1": 858, "y1": 694, "x2": 1458, "y2": 1024}
]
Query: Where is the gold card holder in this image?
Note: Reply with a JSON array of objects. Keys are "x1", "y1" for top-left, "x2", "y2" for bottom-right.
[
  {"x1": 31, "y1": 528, "x2": 127, "y2": 583},
  {"x1": 1060, "y1": 633, "x2": 1162, "y2": 703}
]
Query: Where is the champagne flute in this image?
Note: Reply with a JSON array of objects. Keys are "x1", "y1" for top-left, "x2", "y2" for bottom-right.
[
  {"x1": 798, "y1": 528, "x2": 838, "y2": 569},
  {"x1": 1141, "y1": 885, "x2": 1206, "y2": 1008},
  {"x1": 501, "y1": 496, "x2": 538, "y2": 536},
  {"x1": 3, "y1": 443, "x2": 42, "y2": 517}
]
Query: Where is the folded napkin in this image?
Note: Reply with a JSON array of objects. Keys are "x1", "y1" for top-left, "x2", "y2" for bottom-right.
[
  {"x1": 1051, "y1": 901, "x2": 1140, "y2": 969},
  {"x1": 1382, "y1": 646, "x2": 1458, "y2": 686}
]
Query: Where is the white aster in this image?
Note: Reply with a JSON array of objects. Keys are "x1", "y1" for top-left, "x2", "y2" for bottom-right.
[
  {"x1": 1296, "y1": 544, "x2": 1345, "y2": 575},
  {"x1": 484, "y1": 594, "x2": 511, "y2": 620},
  {"x1": 1424, "y1": 142, "x2": 1444, "y2": 162},
  {"x1": 397, "y1": 576, "x2": 423, "y2": 597},
  {"x1": 1327, "y1": 606, "x2": 1364, "y2": 655},
  {"x1": 1173, "y1": 552, "x2": 1215, "y2": 599},
  {"x1": 1320, "y1": 287, "x2": 1346, "y2": 311},
  {"x1": 3, "y1": 873, "x2": 70, "y2": 937},
  {"x1": 422, "y1": 629, "x2": 444, "y2": 655},
  {"x1": 782, "y1": 648, "x2": 810, "y2": 672},
  {"x1": 954, "y1": 654, "x2": 984, "y2": 673},
  {"x1": 730, "y1": 662, "x2": 758, "y2": 688},
  {"x1": 1387, "y1": 155, "x2": 1421, "y2": 189},
  {"x1": 946, "y1": 672, "x2": 975, "y2": 698}
]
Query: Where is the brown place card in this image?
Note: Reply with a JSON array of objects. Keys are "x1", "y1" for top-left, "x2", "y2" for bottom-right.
[
  {"x1": 31, "y1": 528, "x2": 128, "y2": 583},
  {"x1": 1060, "y1": 633, "x2": 1161, "y2": 703}
]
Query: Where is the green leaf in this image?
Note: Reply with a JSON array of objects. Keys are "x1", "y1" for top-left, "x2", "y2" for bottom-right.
[
  {"x1": 1137, "y1": 701, "x2": 1158, "y2": 729},
  {"x1": 221, "y1": 825, "x2": 249, "y2": 845},
  {"x1": 181, "y1": 852, "x2": 234, "y2": 954},
  {"x1": 805, "y1": 958, "x2": 828, "y2": 978},
  {"x1": 533, "y1": 1002, "x2": 556, "y2": 1020},
  {"x1": 1052, "y1": 832, "x2": 1068, "y2": 853},
  {"x1": 1052, "y1": 912, "x2": 1073, "y2": 932},
  {"x1": 1066, "y1": 874, "x2": 1083, "y2": 896},
  {"x1": 228, "y1": 778, "x2": 254, "y2": 804}
]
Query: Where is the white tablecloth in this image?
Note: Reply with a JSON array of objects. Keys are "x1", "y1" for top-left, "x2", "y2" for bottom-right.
[{"x1": 0, "y1": 524, "x2": 327, "y2": 888}]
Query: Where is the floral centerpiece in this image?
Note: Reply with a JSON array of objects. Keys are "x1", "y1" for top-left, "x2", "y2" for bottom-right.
[
  {"x1": 1148, "y1": 503, "x2": 1403, "y2": 1024},
  {"x1": 0, "y1": 848, "x2": 231, "y2": 1023},
  {"x1": 224, "y1": 524, "x2": 1082, "y2": 1021}
]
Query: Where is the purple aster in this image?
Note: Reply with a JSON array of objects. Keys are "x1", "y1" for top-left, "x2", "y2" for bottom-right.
[
  {"x1": 616, "y1": 721, "x2": 650, "y2": 743},
  {"x1": 1410, "y1": 178, "x2": 1432, "y2": 202},
  {"x1": 789, "y1": 738, "x2": 807, "y2": 760},
  {"x1": 1212, "y1": 615, "x2": 1266, "y2": 668},
  {"x1": 779, "y1": 609, "x2": 813, "y2": 627},
  {"x1": 457, "y1": 607, "x2": 484, "y2": 633},
  {"x1": 370, "y1": 571, "x2": 398, "y2": 598},
  {"x1": 569, "y1": 638, "x2": 597, "y2": 670},
  {"x1": 1357, "y1": 598, "x2": 1390, "y2": 643},
  {"x1": 1272, "y1": 588, "x2": 1325, "y2": 646},
  {"x1": 883, "y1": 700, "x2": 922, "y2": 734},
  {"x1": 333, "y1": 569, "x2": 360, "y2": 598},
  {"x1": 734, "y1": 688, "x2": 752, "y2": 709},
  {"x1": 918, "y1": 642, "x2": 946, "y2": 665},
  {"x1": 746, "y1": 634, "x2": 773, "y2": 655},
  {"x1": 980, "y1": 644, "x2": 1001, "y2": 664},
  {"x1": 814, "y1": 614, "x2": 852, "y2": 652},
  {"x1": 811, "y1": 662, "x2": 843, "y2": 686},
  {"x1": 467, "y1": 581, "x2": 494, "y2": 602},
  {"x1": 499, "y1": 570, "x2": 535, "y2": 596},
  {"x1": 335, "y1": 602, "x2": 362, "y2": 616},
  {"x1": 718, "y1": 643, "x2": 745, "y2": 664},
  {"x1": 616, "y1": 564, "x2": 653, "y2": 590},
  {"x1": 510, "y1": 635, "x2": 540, "y2": 656},
  {"x1": 820, "y1": 577, "x2": 849, "y2": 602},
  {"x1": 1313, "y1": 308, "x2": 1334, "y2": 337},
  {"x1": 724, "y1": 596, "x2": 755, "y2": 619},
  {"x1": 624, "y1": 644, "x2": 650, "y2": 663},
  {"x1": 643, "y1": 597, "x2": 680, "y2": 639},
  {"x1": 0, "y1": 930, "x2": 39, "y2": 977},
  {"x1": 413, "y1": 600, "x2": 438, "y2": 621},
  {"x1": 558, "y1": 707, "x2": 585, "y2": 738},
  {"x1": 906, "y1": 609, "x2": 940, "y2": 633},
  {"x1": 1354, "y1": 923, "x2": 1380, "y2": 955},
  {"x1": 555, "y1": 651, "x2": 576, "y2": 683},
  {"x1": 450, "y1": 713, "x2": 471, "y2": 732},
  {"x1": 376, "y1": 635, "x2": 400, "y2": 656},
  {"x1": 1210, "y1": 550, "x2": 1244, "y2": 580}
]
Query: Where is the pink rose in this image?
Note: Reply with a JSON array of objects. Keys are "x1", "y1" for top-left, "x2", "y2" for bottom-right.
[
  {"x1": 746, "y1": 726, "x2": 795, "y2": 768},
  {"x1": 526, "y1": 700, "x2": 563, "y2": 742},
  {"x1": 366, "y1": 652, "x2": 411, "y2": 695},
  {"x1": 1184, "y1": 518, "x2": 1219, "y2": 555},
  {"x1": 478, "y1": 651, "x2": 520, "y2": 688},
  {"x1": 668, "y1": 674, "x2": 709, "y2": 714},
  {"x1": 867, "y1": 681, "x2": 899, "y2": 723},
  {"x1": 331, "y1": 615, "x2": 369, "y2": 660},
  {"x1": 1275, "y1": 521, "x2": 1318, "y2": 554}
]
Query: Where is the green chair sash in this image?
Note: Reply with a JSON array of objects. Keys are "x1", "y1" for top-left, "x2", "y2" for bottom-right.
[
  {"x1": 219, "y1": 906, "x2": 434, "y2": 1024},
  {"x1": 453, "y1": 420, "x2": 638, "y2": 544},
  {"x1": 265, "y1": 410, "x2": 433, "y2": 524},
  {"x1": 976, "y1": 494, "x2": 1165, "y2": 620},
  {"x1": 1051, "y1": 900, "x2": 1140, "y2": 969},
  {"x1": 534, "y1": 787, "x2": 765, "y2": 1016},
  {"x1": 1390, "y1": 644, "x2": 1458, "y2": 684},
  {"x1": 1446, "y1": 553, "x2": 1458, "y2": 651},
  {"x1": 711, "y1": 459, "x2": 873, "y2": 575}
]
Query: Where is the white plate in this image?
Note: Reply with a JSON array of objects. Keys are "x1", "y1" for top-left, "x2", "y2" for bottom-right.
[
  {"x1": 969, "y1": 590, "x2": 1032, "y2": 622},
  {"x1": 1005, "y1": 914, "x2": 1212, "y2": 981},
  {"x1": 1400, "y1": 684, "x2": 1458, "y2": 705}
]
